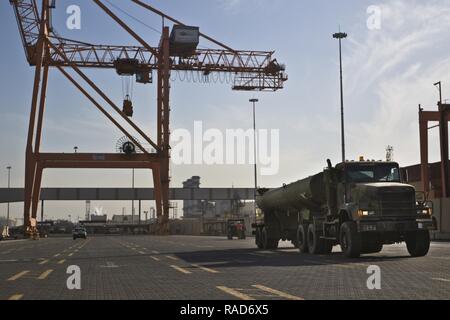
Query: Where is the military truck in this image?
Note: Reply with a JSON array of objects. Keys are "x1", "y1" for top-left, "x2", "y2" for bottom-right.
[{"x1": 253, "y1": 159, "x2": 437, "y2": 258}]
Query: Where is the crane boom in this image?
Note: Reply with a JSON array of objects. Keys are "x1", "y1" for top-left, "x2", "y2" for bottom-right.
[
  {"x1": 11, "y1": 0, "x2": 287, "y2": 91},
  {"x1": 10, "y1": 0, "x2": 41, "y2": 63}
]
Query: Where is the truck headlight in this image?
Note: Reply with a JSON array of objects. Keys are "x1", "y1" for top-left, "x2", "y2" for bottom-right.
[
  {"x1": 358, "y1": 210, "x2": 376, "y2": 217},
  {"x1": 418, "y1": 208, "x2": 432, "y2": 216}
]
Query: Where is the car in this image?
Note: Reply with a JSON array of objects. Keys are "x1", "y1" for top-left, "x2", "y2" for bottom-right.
[
  {"x1": 73, "y1": 227, "x2": 87, "y2": 240},
  {"x1": 227, "y1": 219, "x2": 246, "y2": 240}
]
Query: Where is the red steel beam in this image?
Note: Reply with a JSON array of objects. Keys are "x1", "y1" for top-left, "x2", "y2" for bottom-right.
[
  {"x1": 56, "y1": 66, "x2": 149, "y2": 155},
  {"x1": 48, "y1": 40, "x2": 160, "y2": 152},
  {"x1": 93, "y1": 0, "x2": 159, "y2": 57}
]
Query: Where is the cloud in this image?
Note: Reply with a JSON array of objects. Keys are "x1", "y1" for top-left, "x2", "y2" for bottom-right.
[
  {"x1": 342, "y1": 0, "x2": 450, "y2": 165},
  {"x1": 216, "y1": 0, "x2": 242, "y2": 12}
]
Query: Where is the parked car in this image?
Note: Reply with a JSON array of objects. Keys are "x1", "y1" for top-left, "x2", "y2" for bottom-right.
[{"x1": 73, "y1": 227, "x2": 87, "y2": 240}]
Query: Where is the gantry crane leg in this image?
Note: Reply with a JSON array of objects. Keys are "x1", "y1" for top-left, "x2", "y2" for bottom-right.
[
  {"x1": 24, "y1": 1, "x2": 49, "y2": 238},
  {"x1": 157, "y1": 27, "x2": 171, "y2": 234}
]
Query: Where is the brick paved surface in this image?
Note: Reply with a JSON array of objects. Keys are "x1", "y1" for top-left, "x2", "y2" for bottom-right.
[{"x1": 0, "y1": 235, "x2": 449, "y2": 300}]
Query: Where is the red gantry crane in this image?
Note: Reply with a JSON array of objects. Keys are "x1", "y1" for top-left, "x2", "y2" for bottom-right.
[{"x1": 10, "y1": 0, "x2": 287, "y2": 237}]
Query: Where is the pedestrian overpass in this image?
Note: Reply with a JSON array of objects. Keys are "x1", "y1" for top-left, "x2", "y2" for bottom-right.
[{"x1": 0, "y1": 188, "x2": 255, "y2": 203}]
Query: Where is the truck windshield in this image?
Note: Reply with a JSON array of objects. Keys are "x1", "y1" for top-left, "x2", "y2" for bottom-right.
[{"x1": 346, "y1": 164, "x2": 400, "y2": 183}]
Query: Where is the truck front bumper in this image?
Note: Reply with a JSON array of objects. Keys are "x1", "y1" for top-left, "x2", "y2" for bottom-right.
[{"x1": 357, "y1": 218, "x2": 436, "y2": 233}]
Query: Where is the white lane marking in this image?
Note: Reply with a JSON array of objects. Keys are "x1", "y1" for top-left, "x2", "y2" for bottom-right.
[
  {"x1": 432, "y1": 278, "x2": 450, "y2": 283},
  {"x1": 216, "y1": 286, "x2": 255, "y2": 300},
  {"x1": 252, "y1": 284, "x2": 304, "y2": 300},
  {"x1": 191, "y1": 264, "x2": 220, "y2": 274},
  {"x1": 170, "y1": 265, "x2": 191, "y2": 274}
]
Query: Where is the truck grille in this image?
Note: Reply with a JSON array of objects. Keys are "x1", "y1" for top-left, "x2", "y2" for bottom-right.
[{"x1": 379, "y1": 190, "x2": 415, "y2": 217}]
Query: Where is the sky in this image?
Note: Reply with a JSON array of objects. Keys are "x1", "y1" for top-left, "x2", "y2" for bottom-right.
[{"x1": 1, "y1": 0, "x2": 450, "y2": 222}]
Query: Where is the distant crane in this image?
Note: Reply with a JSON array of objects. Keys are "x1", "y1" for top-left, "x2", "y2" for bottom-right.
[{"x1": 10, "y1": 0, "x2": 287, "y2": 237}]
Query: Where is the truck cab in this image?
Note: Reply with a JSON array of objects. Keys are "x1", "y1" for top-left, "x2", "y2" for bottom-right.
[{"x1": 322, "y1": 160, "x2": 436, "y2": 257}]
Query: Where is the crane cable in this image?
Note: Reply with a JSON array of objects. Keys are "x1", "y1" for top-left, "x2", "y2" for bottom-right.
[{"x1": 103, "y1": 0, "x2": 211, "y2": 50}]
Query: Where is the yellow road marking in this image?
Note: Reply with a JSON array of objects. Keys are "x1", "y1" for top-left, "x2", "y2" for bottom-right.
[
  {"x1": 216, "y1": 286, "x2": 255, "y2": 300},
  {"x1": 8, "y1": 294, "x2": 24, "y2": 300},
  {"x1": 150, "y1": 256, "x2": 160, "y2": 261},
  {"x1": 57, "y1": 259, "x2": 66, "y2": 264},
  {"x1": 170, "y1": 265, "x2": 192, "y2": 274},
  {"x1": 191, "y1": 264, "x2": 219, "y2": 273},
  {"x1": 432, "y1": 278, "x2": 450, "y2": 282},
  {"x1": 8, "y1": 271, "x2": 30, "y2": 281},
  {"x1": 39, "y1": 259, "x2": 49, "y2": 265},
  {"x1": 252, "y1": 284, "x2": 304, "y2": 300},
  {"x1": 166, "y1": 255, "x2": 178, "y2": 261},
  {"x1": 38, "y1": 269, "x2": 53, "y2": 280}
]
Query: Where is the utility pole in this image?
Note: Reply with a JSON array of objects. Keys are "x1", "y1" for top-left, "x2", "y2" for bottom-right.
[
  {"x1": 132, "y1": 168, "x2": 135, "y2": 224},
  {"x1": 249, "y1": 98, "x2": 259, "y2": 221},
  {"x1": 6, "y1": 166, "x2": 11, "y2": 227},
  {"x1": 333, "y1": 30, "x2": 348, "y2": 163}
]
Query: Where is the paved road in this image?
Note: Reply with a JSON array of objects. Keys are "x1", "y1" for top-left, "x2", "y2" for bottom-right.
[{"x1": 1, "y1": 235, "x2": 449, "y2": 300}]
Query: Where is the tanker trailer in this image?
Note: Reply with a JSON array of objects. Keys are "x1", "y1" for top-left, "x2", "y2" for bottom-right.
[{"x1": 253, "y1": 159, "x2": 437, "y2": 258}]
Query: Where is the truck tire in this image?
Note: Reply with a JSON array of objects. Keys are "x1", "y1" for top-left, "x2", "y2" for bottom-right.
[
  {"x1": 339, "y1": 222, "x2": 362, "y2": 258},
  {"x1": 255, "y1": 228, "x2": 264, "y2": 249},
  {"x1": 262, "y1": 227, "x2": 279, "y2": 250},
  {"x1": 307, "y1": 224, "x2": 327, "y2": 254},
  {"x1": 406, "y1": 230, "x2": 430, "y2": 257},
  {"x1": 297, "y1": 224, "x2": 309, "y2": 253}
]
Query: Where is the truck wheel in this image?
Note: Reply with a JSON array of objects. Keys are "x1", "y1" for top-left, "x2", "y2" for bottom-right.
[
  {"x1": 262, "y1": 227, "x2": 279, "y2": 250},
  {"x1": 307, "y1": 224, "x2": 327, "y2": 254},
  {"x1": 255, "y1": 228, "x2": 263, "y2": 249},
  {"x1": 339, "y1": 222, "x2": 361, "y2": 258},
  {"x1": 406, "y1": 230, "x2": 430, "y2": 257},
  {"x1": 297, "y1": 224, "x2": 309, "y2": 253}
]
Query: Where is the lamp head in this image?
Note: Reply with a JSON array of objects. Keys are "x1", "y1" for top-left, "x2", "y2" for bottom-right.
[{"x1": 333, "y1": 32, "x2": 348, "y2": 39}]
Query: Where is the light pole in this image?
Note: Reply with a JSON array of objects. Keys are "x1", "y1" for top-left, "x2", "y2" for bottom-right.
[
  {"x1": 6, "y1": 166, "x2": 11, "y2": 227},
  {"x1": 132, "y1": 168, "x2": 135, "y2": 224},
  {"x1": 249, "y1": 98, "x2": 259, "y2": 220},
  {"x1": 333, "y1": 30, "x2": 348, "y2": 163}
]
